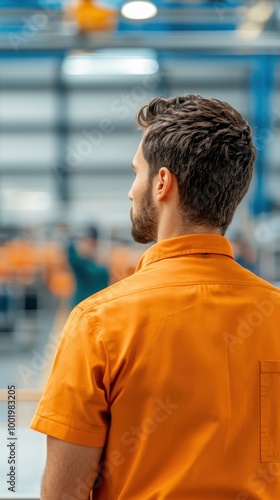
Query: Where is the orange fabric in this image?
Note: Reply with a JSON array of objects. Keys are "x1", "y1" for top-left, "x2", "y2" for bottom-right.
[
  {"x1": 40, "y1": 242, "x2": 75, "y2": 297},
  {"x1": 40, "y1": 242, "x2": 67, "y2": 278},
  {"x1": 48, "y1": 269, "x2": 75, "y2": 299},
  {"x1": 30, "y1": 234, "x2": 280, "y2": 499},
  {"x1": 4, "y1": 240, "x2": 39, "y2": 280},
  {"x1": 0, "y1": 246, "x2": 13, "y2": 279}
]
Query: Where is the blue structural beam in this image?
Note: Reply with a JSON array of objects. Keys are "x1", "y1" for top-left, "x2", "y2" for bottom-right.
[
  {"x1": 250, "y1": 55, "x2": 275, "y2": 216},
  {"x1": 0, "y1": 1, "x2": 64, "y2": 7}
]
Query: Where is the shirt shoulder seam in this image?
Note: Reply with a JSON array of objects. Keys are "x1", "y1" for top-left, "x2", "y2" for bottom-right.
[{"x1": 78, "y1": 281, "x2": 280, "y2": 310}]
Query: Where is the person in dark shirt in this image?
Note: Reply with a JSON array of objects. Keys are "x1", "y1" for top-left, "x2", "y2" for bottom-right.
[{"x1": 67, "y1": 226, "x2": 109, "y2": 307}]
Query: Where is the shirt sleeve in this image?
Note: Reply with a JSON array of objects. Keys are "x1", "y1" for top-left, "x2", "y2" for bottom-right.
[{"x1": 30, "y1": 306, "x2": 110, "y2": 447}]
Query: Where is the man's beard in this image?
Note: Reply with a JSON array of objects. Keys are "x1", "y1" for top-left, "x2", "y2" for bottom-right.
[{"x1": 130, "y1": 179, "x2": 158, "y2": 244}]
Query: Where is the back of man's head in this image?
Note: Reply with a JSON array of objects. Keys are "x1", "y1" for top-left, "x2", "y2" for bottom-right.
[{"x1": 137, "y1": 94, "x2": 256, "y2": 235}]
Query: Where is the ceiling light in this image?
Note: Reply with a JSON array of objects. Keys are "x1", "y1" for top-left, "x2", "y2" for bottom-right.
[
  {"x1": 62, "y1": 50, "x2": 159, "y2": 76},
  {"x1": 121, "y1": 1, "x2": 158, "y2": 20},
  {"x1": 2, "y1": 190, "x2": 51, "y2": 211}
]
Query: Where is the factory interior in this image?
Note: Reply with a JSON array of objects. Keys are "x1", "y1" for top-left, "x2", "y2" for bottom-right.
[{"x1": 0, "y1": 0, "x2": 280, "y2": 498}]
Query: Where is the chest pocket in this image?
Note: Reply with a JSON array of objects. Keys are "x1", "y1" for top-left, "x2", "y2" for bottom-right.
[{"x1": 260, "y1": 361, "x2": 280, "y2": 462}]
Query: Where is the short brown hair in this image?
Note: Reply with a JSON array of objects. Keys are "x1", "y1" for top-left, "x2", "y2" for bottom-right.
[{"x1": 137, "y1": 94, "x2": 256, "y2": 234}]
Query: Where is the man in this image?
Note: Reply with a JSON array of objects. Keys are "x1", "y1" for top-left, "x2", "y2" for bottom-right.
[{"x1": 30, "y1": 94, "x2": 280, "y2": 499}]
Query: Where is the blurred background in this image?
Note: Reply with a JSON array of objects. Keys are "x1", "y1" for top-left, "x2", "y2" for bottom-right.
[{"x1": 0, "y1": 0, "x2": 280, "y2": 497}]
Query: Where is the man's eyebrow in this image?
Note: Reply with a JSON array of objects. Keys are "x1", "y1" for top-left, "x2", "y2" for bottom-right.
[{"x1": 131, "y1": 162, "x2": 137, "y2": 170}]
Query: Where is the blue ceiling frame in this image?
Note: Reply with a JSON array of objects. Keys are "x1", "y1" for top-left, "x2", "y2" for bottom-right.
[
  {"x1": 0, "y1": 0, "x2": 63, "y2": 7},
  {"x1": 0, "y1": 0, "x2": 244, "y2": 6},
  {"x1": 0, "y1": 0, "x2": 245, "y2": 33}
]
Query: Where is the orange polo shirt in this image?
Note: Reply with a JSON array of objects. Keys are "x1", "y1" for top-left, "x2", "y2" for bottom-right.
[{"x1": 30, "y1": 234, "x2": 280, "y2": 499}]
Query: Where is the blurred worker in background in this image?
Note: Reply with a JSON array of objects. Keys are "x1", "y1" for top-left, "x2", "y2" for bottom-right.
[
  {"x1": 31, "y1": 94, "x2": 280, "y2": 500},
  {"x1": 67, "y1": 226, "x2": 110, "y2": 307}
]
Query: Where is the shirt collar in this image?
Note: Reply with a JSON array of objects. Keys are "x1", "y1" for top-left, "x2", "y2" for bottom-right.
[{"x1": 135, "y1": 233, "x2": 233, "y2": 272}]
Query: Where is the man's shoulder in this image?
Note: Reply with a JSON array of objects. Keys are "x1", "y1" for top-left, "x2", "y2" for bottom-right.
[
  {"x1": 76, "y1": 271, "x2": 148, "y2": 314},
  {"x1": 74, "y1": 263, "x2": 280, "y2": 317},
  {"x1": 236, "y1": 266, "x2": 280, "y2": 292}
]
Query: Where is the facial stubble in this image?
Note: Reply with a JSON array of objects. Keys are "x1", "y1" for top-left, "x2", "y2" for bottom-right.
[{"x1": 130, "y1": 178, "x2": 158, "y2": 244}]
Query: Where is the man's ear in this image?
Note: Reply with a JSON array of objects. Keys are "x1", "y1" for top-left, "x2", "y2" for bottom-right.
[{"x1": 156, "y1": 167, "x2": 174, "y2": 201}]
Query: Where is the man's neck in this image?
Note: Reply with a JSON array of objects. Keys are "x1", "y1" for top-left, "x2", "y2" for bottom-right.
[{"x1": 156, "y1": 224, "x2": 222, "y2": 242}]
